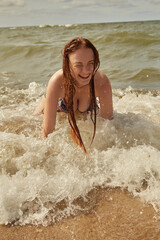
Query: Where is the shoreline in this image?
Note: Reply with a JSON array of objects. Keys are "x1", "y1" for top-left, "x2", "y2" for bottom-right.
[{"x1": 1, "y1": 188, "x2": 160, "y2": 240}]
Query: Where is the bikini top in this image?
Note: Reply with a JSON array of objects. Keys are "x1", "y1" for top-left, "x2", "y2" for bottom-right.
[{"x1": 57, "y1": 98, "x2": 91, "y2": 113}]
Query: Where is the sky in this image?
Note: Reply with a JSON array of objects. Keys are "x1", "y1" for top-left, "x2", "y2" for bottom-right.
[{"x1": 0, "y1": 0, "x2": 160, "y2": 27}]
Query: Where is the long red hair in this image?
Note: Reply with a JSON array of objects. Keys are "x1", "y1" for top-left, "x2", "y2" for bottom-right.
[{"x1": 62, "y1": 37, "x2": 100, "y2": 153}]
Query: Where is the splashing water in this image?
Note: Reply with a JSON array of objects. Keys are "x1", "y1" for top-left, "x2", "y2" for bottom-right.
[{"x1": 0, "y1": 82, "x2": 160, "y2": 226}]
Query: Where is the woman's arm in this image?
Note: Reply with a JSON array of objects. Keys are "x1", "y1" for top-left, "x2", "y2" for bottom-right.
[
  {"x1": 43, "y1": 71, "x2": 63, "y2": 137},
  {"x1": 95, "y1": 70, "x2": 113, "y2": 120}
]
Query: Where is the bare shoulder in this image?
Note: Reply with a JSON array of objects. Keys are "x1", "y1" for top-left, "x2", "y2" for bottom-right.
[
  {"x1": 48, "y1": 69, "x2": 63, "y2": 88},
  {"x1": 94, "y1": 70, "x2": 113, "y2": 119},
  {"x1": 94, "y1": 70, "x2": 112, "y2": 96},
  {"x1": 46, "y1": 69, "x2": 64, "y2": 96}
]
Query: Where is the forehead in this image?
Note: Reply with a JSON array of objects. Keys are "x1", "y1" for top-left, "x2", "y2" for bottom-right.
[{"x1": 69, "y1": 47, "x2": 94, "y2": 63}]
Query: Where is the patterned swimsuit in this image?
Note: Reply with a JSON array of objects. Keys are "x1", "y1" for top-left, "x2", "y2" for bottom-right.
[{"x1": 57, "y1": 98, "x2": 92, "y2": 113}]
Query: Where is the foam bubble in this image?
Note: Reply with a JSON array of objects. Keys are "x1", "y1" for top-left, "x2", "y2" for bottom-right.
[{"x1": 0, "y1": 85, "x2": 160, "y2": 225}]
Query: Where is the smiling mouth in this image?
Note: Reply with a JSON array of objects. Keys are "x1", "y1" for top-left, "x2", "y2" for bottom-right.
[{"x1": 79, "y1": 74, "x2": 90, "y2": 79}]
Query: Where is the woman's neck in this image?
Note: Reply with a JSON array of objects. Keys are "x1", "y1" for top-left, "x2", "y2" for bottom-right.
[{"x1": 73, "y1": 80, "x2": 90, "y2": 89}]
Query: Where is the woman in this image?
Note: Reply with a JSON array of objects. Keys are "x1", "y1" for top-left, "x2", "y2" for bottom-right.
[{"x1": 34, "y1": 37, "x2": 113, "y2": 153}]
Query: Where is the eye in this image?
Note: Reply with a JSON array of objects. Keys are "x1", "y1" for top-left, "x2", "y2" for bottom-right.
[
  {"x1": 88, "y1": 62, "x2": 94, "y2": 65},
  {"x1": 74, "y1": 64, "x2": 82, "y2": 68},
  {"x1": 88, "y1": 62, "x2": 94, "y2": 67}
]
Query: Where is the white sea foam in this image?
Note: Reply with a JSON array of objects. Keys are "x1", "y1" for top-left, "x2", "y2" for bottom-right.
[{"x1": 0, "y1": 83, "x2": 160, "y2": 226}]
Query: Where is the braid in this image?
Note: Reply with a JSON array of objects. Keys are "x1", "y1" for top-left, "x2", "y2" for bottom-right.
[
  {"x1": 89, "y1": 75, "x2": 97, "y2": 147},
  {"x1": 62, "y1": 37, "x2": 100, "y2": 153},
  {"x1": 63, "y1": 70, "x2": 87, "y2": 153},
  {"x1": 68, "y1": 84, "x2": 87, "y2": 153}
]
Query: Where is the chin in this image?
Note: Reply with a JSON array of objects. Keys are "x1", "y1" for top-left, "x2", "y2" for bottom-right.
[{"x1": 78, "y1": 80, "x2": 90, "y2": 87}]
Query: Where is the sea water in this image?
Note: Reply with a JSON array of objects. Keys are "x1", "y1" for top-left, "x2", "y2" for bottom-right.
[{"x1": 0, "y1": 21, "x2": 160, "y2": 226}]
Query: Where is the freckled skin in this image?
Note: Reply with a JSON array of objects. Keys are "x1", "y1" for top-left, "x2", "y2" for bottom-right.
[
  {"x1": 34, "y1": 47, "x2": 113, "y2": 137},
  {"x1": 69, "y1": 48, "x2": 95, "y2": 87}
]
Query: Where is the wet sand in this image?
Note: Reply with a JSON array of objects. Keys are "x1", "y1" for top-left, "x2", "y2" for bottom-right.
[{"x1": 1, "y1": 188, "x2": 160, "y2": 240}]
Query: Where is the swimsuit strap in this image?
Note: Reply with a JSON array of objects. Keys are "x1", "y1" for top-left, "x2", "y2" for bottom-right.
[{"x1": 57, "y1": 98, "x2": 68, "y2": 113}]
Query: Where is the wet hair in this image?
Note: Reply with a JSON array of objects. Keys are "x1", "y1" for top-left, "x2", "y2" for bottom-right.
[{"x1": 62, "y1": 37, "x2": 100, "y2": 153}]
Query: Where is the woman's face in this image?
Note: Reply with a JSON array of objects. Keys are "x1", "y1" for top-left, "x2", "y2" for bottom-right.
[{"x1": 69, "y1": 47, "x2": 95, "y2": 87}]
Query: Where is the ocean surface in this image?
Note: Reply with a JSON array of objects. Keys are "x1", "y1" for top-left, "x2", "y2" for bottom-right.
[{"x1": 0, "y1": 20, "x2": 160, "y2": 226}]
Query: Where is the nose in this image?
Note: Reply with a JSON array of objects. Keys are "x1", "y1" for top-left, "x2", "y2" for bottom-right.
[{"x1": 82, "y1": 65, "x2": 90, "y2": 74}]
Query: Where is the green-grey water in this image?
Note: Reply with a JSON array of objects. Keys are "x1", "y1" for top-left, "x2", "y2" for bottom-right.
[
  {"x1": 0, "y1": 21, "x2": 160, "y2": 89},
  {"x1": 0, "y1": 21, "x2": 160, "y2": 226}
]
